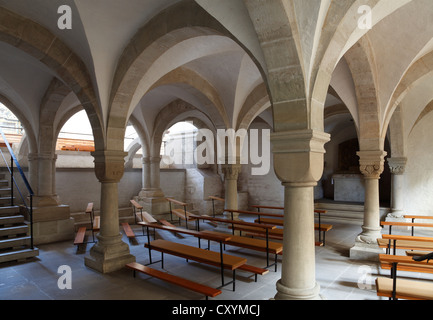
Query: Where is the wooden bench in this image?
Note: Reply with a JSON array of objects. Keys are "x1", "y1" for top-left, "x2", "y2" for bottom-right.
[
  {"x1": 209, "y1": 196, "x2": 224, "y2": 217},
  {"x1": 122, "y1": 222, "x2": 136, "y2": 239},
  {"x1": 74, "y1": 202, "x2": 96, "y2": 250},
  {"x1": 145, "y1": 239, "x2": 245, "y2": 291},
  {"x1": 74, "y1": 227, "x2": 87, "y2": 246},
  {"x1": 378, "y1": 234, "x2": 433, "y2": 255},
  {"x1": 381, "y1": 221, "x2": 433, "y2": 236},
  {"x1": 166, "y1": 198, "x2": 194, "y2": 229},
  {"x1": 376, "y1": 254, "x2": 433, "y2": 300},
  {"x1": 125, "y1": 262, "x2": 222, "y2": 300},
  {"x1": 130, "y1": 199, "x2": 145, "y2": 223},
  {"x1": 141, "y1": 222, "x2": 269, "y2": 290},
  {"x1": 404, "y1": 215, "x2": 433, "y2": 235},
  {"x1": 251, "y1": 205, "x2": 333, "y2": 246},
  {"x1": 190, "y1": 214, "x2": 281, "y2": 271}
]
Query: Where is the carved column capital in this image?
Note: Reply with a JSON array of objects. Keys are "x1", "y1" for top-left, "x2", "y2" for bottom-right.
[
  {"x1": 92, "y1": 150, "x2": 127, "y2": 183},
  {"x1": 271, "y1": 129, "x2": 330, "y2": 185},
  {"x1": 357, "y1": 150, "x2": 387, "y2": 179},
  {"x1": 222, "y1": 163, "x2": 242, "y2": 180},
  {"x1": 387, "y1": 157, "x2": 407, "y2": 175}
]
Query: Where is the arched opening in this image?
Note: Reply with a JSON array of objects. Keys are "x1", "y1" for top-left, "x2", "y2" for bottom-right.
[
  {"x1": 57, "y1": 110, "x2": 94, "y2": 152},
  {"x1": 0, "y1": 102, "x2": 24, "y2": 149},
  {"x1": 161, "y1": 121, "x2": 198, "y2": 169}
]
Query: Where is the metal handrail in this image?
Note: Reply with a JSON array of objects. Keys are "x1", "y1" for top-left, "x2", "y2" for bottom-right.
[{"x1": 0, "y1": 129, "x2": 34, "y2": 249}]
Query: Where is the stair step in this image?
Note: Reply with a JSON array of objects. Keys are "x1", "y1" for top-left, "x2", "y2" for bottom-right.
[
  {"x1": 0, "y1": 187, "x2": 11, "y2": 195},
  {"x1": 0, "y1": 180, "x2": 9, "y2": 187},
  {"x1": 0, "y1": 196, "x2": 15, "y2": 205},
  {"x1": 0, "y1": 225, "x2": 28, "y2": 237},
  {"x1": 0, "y1": 206, "x2": 20, "y2": 217},
  {"x1": 0, "y1": 215, "x2": 24, "y2": 226},
  {"x1": 0, "y1": 247, "x2": 39, "y2": 264},
  {"x1": 0, "y1": 236, "x2": 30, "y2": 250}
]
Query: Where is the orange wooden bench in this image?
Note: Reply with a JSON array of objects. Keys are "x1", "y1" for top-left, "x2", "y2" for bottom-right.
[
  {"x1": 166, "y1": 198, "x2": 194, "y2": 229},
  {"x1": 376, "y1": 254, "x2": 433, "y2": 300},
  {"x1": 125, "y1": 262, "x2": 222, "y2": 300}
]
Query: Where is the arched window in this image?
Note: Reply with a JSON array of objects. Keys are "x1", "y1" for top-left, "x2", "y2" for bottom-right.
[
  {"x1": 161, "y1": 121, "x2": 198, "y2": 168},
  {"x1": 57, "y1": 110, "x2": 94, "y2": 152},
  {"x1": 0, "y1": 102, "x2": 24, "y2": 148}
]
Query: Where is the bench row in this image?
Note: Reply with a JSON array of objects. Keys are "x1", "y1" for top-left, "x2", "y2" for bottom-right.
[{"x1": 375, "y1": 216, "x2": 433, "y2": 300}]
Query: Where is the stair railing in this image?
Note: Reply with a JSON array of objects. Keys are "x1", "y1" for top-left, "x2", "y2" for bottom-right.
[{"x1": 0, "y1": 129, "x2": 34, "y2": 249}]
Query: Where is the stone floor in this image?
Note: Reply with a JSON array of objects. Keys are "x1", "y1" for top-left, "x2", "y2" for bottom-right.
[{"x1": 1, "y1": 215, "x2": 432, "y2": 302}]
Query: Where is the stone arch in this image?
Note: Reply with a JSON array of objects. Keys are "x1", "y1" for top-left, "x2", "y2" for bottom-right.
[
  {"x1": 107, "y1": 0, "x2": 266, "y2": 152},
  {"x1": 383, "y1": 51, "x2": 433, "y2": 139},
  {"x1": 39, "y1": 79, "x2": 73, "y2": 154},
  {"x1": 344, "y1": 37, "x2": 381, "y2": 150},
  {"x1": 0, "y1": 6, "x2": 105, "y2": 151},
  {"x1": 127, "y1": 115, "x2": 150, "y2": 158},
  {"x1": 150, "y1": 67, "x2": 229, "y2": 130},
  {"x1": 311, "y1": 0, "x2": 414, "y2": 132},
  {"x1": 54, "y1": 105, "x2": 85, "y2": 145},
  {"x1": 236, "y1": 83, "x2": 270, "y2": 131},
  {"x1": 151, "y1": 100, "x2": 214, "y2": 157},
  {"x1": 0, "y1": 94, "x2": 37, "y2": 155}
]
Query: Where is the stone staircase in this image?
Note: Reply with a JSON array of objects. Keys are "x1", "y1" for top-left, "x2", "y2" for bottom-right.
[
  {"x1": 0, "y1": 174, "x2": 39, "y2": 264},
  {"x1": 315, "y1": 199, "x2": 391, "y2": 225}
]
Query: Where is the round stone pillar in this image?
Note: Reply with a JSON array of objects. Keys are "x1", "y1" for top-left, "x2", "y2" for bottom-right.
[
  {"x1": 222, "y1": 163, "x2": 241, "y2": 218},
  {"x1": 85, "y1": 150, "x2": 135, "y2": 273},
  {"x1": 387, "y1": 157, "x2": 407, "y2": 219},
  {"x1": 272, "y1": 130, "x2": 330, "y2": 300},
  {"x1": 350, "y1": 150, "x2": 386, "y2": 260}
]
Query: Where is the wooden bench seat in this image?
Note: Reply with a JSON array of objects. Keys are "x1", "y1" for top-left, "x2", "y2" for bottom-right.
[
  {"x1": 201, "y1": 230, "x2": 281, "y2": 273},
  {"x1": 378, "y1": 234, "x2": 433, "y2": 255},
  {"x1": 145, "y1": 239, "x2": 246, "y2": 270},
  {"x1": 125, "y1": 262, "x2": 222, "y2": 300},
  {"x1": 122, "y1": 222, "x2": 135, "y2": 239},
  {"x1": 171, "y1": 208, "x2": 194, "y2": 221},
  {"x1": 202, "y1": 230, "x2": 283, "y2": 255},
  {"x1": 167, "y1": 198, "x2": 195, "y2": 229},
  {"x1": 74, "y1": 227, "x2": 87, "y2": 246},
  {"x1": 229, "y1": 224, "x2": 284, "y2": 240},
  {"x1": 190, "y1": 214, "x2": 280, "y2": 269},
  {"x1": 376, "y1": 254, "x2": 433, "y2": 300},
  {"x1": 381, "y1": 221, "x2": 433, "y2": 236},
  {"x1": 145, "y1": 239, "x2": 246, "y2": 291},
  {"x1": 74, "y1": 202, "x2": 96, "y2": 250},
  {"x1": 376, "y1": 277, "x2": 433, "y2": 300}
]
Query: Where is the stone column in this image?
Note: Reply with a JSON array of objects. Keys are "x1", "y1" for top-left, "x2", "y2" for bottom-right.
[
  {"x1": 350, "y1": 150, "x2": 387, "y2": 260},
  {"x1": 387, "y1": 157, "x2": 407, "y2": 220},
  {"x1": 221, "y1": 163, "x2": 241, "y2": 219},
  {"x1": 149, "y1": 156, "x2": 164, "y2": 197},
  {"x1": 33, "y1": 153, "x2": 59, "y2": 206},
  {"x1": 85, "y1": 150, "x2": 135, "y2": 273},
  {"x1": 26, "y1": 153, "x2": 72, "y2": 244},
  {"x1": 135, "y1": 155, "x2": 169, "y2": 218},
  {"x1": 138, "y1": 156, "x2": 152, "y2": 197},
  {"x1": 272, "y1": 130, "x2": 330, "y2": 300}
]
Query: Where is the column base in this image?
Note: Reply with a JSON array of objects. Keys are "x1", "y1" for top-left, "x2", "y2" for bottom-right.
[
  {"x1": 274, "y1": 280, "x2": 323, "y2": 300},
  {"x1": 135, "y1": 192, "x2": 170, "y2": 219},
  {"x1": 28, "y1": 204, "x2": 74, "y2": 245},
  {"x1": 350, "y1": 240, "x2": 384, "y2": 261},
  {"x1": 85, "y1": 234, "x2": 135, "y2": 273}
]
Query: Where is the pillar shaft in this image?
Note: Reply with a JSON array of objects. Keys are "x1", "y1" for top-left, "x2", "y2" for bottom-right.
[
  {"x1": 222, "y1": 163, "x2": 241, "y2": 212},
  {"x1": 85, "y1": 150, "x2": 135, "y2": 273},
  {"x1": 350, "y1": 150, "x2": 387, "y2": 260},
  {"x1": 272, "y1": 130, "x2": 330, "y2": 300},
  {"x1": 276, "y1": 182, "x2": 319, "y2": 299},
  {"x1": 387, "y1": 157, "x2": 407, "y2": 219}
]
